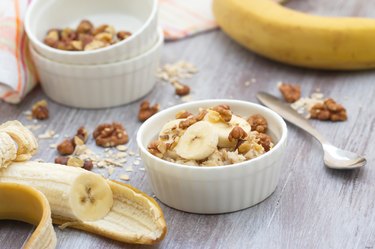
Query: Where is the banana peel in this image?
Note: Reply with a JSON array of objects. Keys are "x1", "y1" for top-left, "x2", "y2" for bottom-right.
[
  {"x1": 213, "y1": 0, "x2": 375, "y2": 70},
  {"x1": 0, "y1": 182, "x2": 56, "y2": 249},
  {"x1": 53, "y1": 180, "x2": 167, "y2": 245}
]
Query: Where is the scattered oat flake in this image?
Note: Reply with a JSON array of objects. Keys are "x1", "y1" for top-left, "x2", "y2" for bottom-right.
[
  {"x1": 181, "y1": 95, "x2": 192, "y2": 102},
  {"x1": 105, "y1": 159, "x2": 123, "y2": 167},
  {"x1": 133, "y1": 160, "x2": 140, "y2": 166},
  {"x1": 49, "y1": 143, "x2": 57, "y2": 149},
  {"x1": 119, "y1": 174, "x2": 130, "y2": 181},
  {"x1": 117, "y1": 158, "x2": 127, "y2": 164},
  {"x1": 25, "y1": 124, "x2": 42, "y2": 131},
  {"x1": 139, "y1": 167, "x2": 146, "y2": 171},
  {"x1": 38, "y1": 130, "x2": 56, "y2": 139},
  {"x1": 125, "y1": 166, "x2": 133, "y2": 172},
  {"x1": 23, "y1": 110, "x2": 32, "y2": 116},
  {"x1": 116, "y1": 145, "x2": 127, "y2": 151},
  {"x1": 157, "y1": 61, "x2": 198, "y2": 83},
  {"x1": 128, "y1": 151, "x2": 135, "y2": 156},
  {"x1": 244, "y1": 81, "x2": 251, "y2": 86},
  {"x1": 251, "y1": 78, "x2": 256, "y2": 83}
]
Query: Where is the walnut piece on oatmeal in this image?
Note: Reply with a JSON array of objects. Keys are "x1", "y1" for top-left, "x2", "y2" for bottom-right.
[{"x1": 247, "y1": 114, "x2": 268, "y2": 133}]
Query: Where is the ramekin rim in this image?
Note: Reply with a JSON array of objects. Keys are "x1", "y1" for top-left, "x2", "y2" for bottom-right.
[{"x1": 24, "y1": 0, "x2": 158, "y2": 56}]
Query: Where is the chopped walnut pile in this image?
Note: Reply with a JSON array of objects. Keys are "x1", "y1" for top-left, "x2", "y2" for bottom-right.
[
  {"x1": 278, "y1": 83, "x2": 301, "y2": 103},
  {"x1": 147, "y1": 105, "x2": 274, "y2": 167},
  {"x1": 31, "y1": 100, "x2": 49, "y2": 120},
  {"x1": 57, "y1": 126, "x2": 88, "y2": 155},
  {"x1": 138, "y1": 100, "x2": 160, "y2": 122},
  {"x1": 43, "y1": 20, "x2": 132, "y2": 51},
  {"x1": 310, "y1": 98, "x2": 347, "y2": 121},
  {"x1": 93, "y1": 122, "x2": 129, "y2": 147}
]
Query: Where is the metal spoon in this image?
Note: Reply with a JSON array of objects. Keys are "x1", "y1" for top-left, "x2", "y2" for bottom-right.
[{"x1": 257, "y1": 92, "x2": 366, "y2": 169}]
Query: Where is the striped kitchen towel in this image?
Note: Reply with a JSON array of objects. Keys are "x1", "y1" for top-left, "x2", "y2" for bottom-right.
[{"x1": 0, "y1": 0, "x2": 216, "y2": 104}]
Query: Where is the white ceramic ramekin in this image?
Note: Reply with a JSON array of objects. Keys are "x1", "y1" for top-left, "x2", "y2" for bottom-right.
[
  {"x1": 137, "y1": 100, "x2": 288, "y2": 214},
  {"x1": 30, "y1": 29, "x2": 163, "y2": 109},
  {"x1": 25, "y1": 0, "x2": 158, "y2": 65}
]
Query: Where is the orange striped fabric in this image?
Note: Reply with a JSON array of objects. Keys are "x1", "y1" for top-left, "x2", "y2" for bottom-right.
[{"x1": 0, "y1": 0, "x2": 216, "y2": 104}]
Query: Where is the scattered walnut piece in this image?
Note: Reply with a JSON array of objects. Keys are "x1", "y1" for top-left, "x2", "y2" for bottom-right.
[
  {"x1": 173, "y1": 81, "x2": 190, "y2": 96},
  {"x1": 138, "y1": 100, "x2": 160, "y2": 122},
  {"x1": 211, "y1": 105, "x2": 232, "y2": 122},
  {"x1": 247, "y1": 114, "x2": 268, "y2": 133},
  {"x1": 31, "y1": 100, "x2": 49, "y2": 120},
  {"x1": 57, "y1": 139, "x2": 75, "y2": 155},
  {"x1": 43, "y1": 30, "x2": 59, "y2": 47},
  {"x1": 310, "y1": 98, "x2": 347, "y2": 121},
  {"x1": 76, "y1": 126, "x2": 88, "y2": 142},
  {"x1": 228, "y1": 126, "x2": 247, "y2": 142},
  {"x1": 175, "y1": 110, "x2": 192, "y2": 119},
  {"x1": 278, "y1": 83, "x2": 301, "y2": 103},
  {"x1": 55, "y1": 156, "x2": 69, "y2": 165},
  {"x1": 93, "y1": 122, "x2": 129, "y2": 147},
  {"x1": 83, "y1": 160, "x2": 94, "y2": 171},
  {"x1": 256, "y1": 133, "x2": 272, "y2": 152},
  {"x1": 148, "y1": 140, "x2": 167, "y2": 158}
]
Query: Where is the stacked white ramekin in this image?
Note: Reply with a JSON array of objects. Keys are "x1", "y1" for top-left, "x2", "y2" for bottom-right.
[{"x1": 25, "y1": 0, "x2": 162, "y2": 108}]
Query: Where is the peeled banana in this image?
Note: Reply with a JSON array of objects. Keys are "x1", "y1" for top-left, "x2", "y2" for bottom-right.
[
  {"x1": 0, "y1": 182, "x2": 56, "y2": 249},
  {"x1": 0, "y1": 162, "x2": 113, "y2": 221},
  {"x1": 213, "y1": 0, "x2": 375, "y2": 70}
]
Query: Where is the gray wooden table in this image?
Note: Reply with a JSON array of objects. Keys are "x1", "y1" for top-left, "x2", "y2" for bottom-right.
[{"x1": 1, "y1": 0, "x2": 375, "y2": 248}]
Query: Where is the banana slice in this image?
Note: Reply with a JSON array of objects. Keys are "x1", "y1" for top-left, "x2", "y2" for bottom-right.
[
  {"x1": 0, "y1": 182, "x2": 56, "y2": 249},
  {"x1": 0, "y1": 162, "x2": 113, "y2": 222},
  {"x1": 53, "y1": 181, "x2": 167, "y2": 245},
  {"x1": 175, "y1": 121, "x2": 218, "y2": 160},
  {"x1": 204, "y1": 114, "x2": 251, "y2": 148},
  {"x1": 0, "y1": 120, "x2": 38, "y2": 161},
  {"x1": 159, "y1": 119, "x2": 185, "y2": 144},
  {"x1": 0, "y1": 131, "x2": 17, "y2": 168}
]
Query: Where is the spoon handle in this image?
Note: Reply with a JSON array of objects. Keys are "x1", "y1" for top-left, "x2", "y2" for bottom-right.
[{"x1": 257, "y1": 92, "x2": 328, "y2": 144}]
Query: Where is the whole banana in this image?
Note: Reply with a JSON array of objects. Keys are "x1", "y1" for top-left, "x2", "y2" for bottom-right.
[{"x1": 213, "y1": 0, "x2": 375, "y2": 70}]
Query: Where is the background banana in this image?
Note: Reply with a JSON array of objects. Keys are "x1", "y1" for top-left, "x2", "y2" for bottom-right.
[{"x1": 213, "y1": 0, "x2": 375, "y2": 70}]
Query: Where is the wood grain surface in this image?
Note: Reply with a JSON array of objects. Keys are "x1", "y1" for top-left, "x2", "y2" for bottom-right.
[{"x1": 1, "y1": 0, "x2": 375, "y2": 248}]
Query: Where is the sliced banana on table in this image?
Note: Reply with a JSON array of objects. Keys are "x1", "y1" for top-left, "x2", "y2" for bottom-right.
[
  {"x1": 175, "y1": 121, "x2": 219, "y2": 160},
  {"x1": 0, "y1": 182, "x2": 56, "y2": 249},
  {"x1": 0, "y1": 162, "x2": 113, "y2": 222},
  {"x1": 204, "y1": 114, "x2": 251, "y2": 148}
]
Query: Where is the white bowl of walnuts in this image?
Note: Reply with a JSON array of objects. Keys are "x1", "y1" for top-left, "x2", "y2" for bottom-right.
[{"x1": 25, "y1": 0, "x2": 158, "y2": 65}]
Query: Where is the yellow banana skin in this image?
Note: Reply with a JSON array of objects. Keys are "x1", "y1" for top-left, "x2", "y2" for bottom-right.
[
  {"x1": 0, "y1": 183, "x2": 56, "y2": 249},
  {"x1": 213, "y1": 0, "x2": 375, "y2": 70}
]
